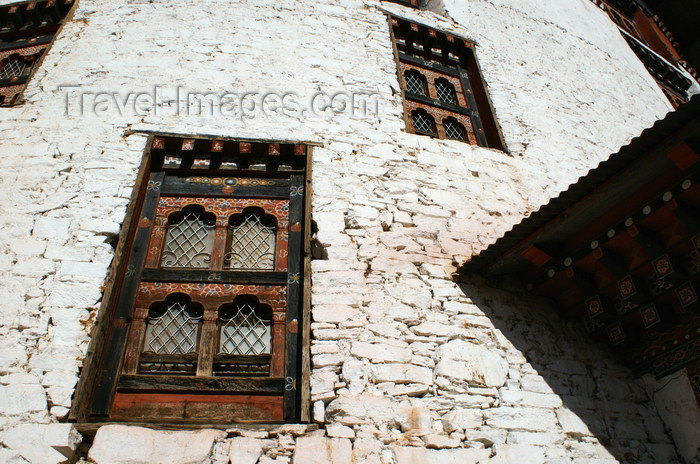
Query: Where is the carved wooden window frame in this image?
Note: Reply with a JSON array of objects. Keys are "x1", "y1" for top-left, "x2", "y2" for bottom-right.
[
  {"x1": 0, "y1": 0, "x2": 75, "y2": 106},
  {"x1": 388, "y1": 15, "x2": 506, "y2": 150},
  {"x1": 71, "y1": 135, "x2": 313, "y2": 426}
]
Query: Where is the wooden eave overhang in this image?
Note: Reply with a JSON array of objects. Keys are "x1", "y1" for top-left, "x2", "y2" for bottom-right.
[{"x1": 459, "y1": 94, "x2": 700, "y2": 378}]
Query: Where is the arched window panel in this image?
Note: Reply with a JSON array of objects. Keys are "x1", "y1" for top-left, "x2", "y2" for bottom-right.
[
  {"x1": 443, "y1": 117, "x2": 468, "y2": 141},
  {"x1": 0, "y1": 55, "x2": 32, "y2": 81},
  {"x1": 219, "y1": 298, "x2": 272, "y2": 355},
  {"x1": 435, "y1": 78, "x2": 457, "y2": 105},
  {"x1": 160, "y1": 205, "x2": 216, "y2": 268},
  {"x1": 411, "y1": 109, "x2": 437, "y2": 136},
  {"x1": 140, "y1": 294, "x2": 203, "y2": 375},
  {"x1": 404, "y1": 69, "x2": 428, "y2": 97},
  {"x1": 226, "y1": 207, "x2": 277, "y2": 271},
  {"x1": 215, "y1": 297, "x2": 273, "y2": 377}
]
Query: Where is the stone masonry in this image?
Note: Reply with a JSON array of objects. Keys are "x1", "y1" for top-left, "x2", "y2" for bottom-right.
[{"x1": 0, "y1": 0, "x2": 691, "y2": 462}]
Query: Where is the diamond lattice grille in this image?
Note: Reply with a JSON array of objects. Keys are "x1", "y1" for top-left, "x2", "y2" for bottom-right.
[
  {"x1": 0, "y1": 58, "x2": 27, "y2": 80},
  {"x1": 219, "y1": 303, "x2": 271, "y2": 355},
  {"x1": 227, "y1": 214, "x2": 275, "y2": 270},
  {"x1": 143, "y1": 301, "x2": 201, "y2": 354},
  {"x1": 435, "y1": 80, "x2": 456, "y2": 104},
  {"x1": 405, "y1": 72, "x2": 427, "y2": 96},
  {"x1": 413, "y1": 111, "x2": 435, "y2": 134},
  {"x1": 161, "y1": 212, "x2": 214, "y2": 268},
  {"x1": 444, "y1": 120, "x2": 467, "y2": 141}
]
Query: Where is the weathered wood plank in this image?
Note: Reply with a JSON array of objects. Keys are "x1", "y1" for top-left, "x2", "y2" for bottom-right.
[
  {"x1": 90, "y1": 171, "x2": 165, "y2": 418},
  {"x1": 196, "y1": 311, "x2": 217, "y2": 376},
  {"x1": 140, "y1": 269, "x2": 288, "y2": 284},
  {"x1": 300, "y1": 151, "x2": 313, "y2": 423},
  {"x1": 111, "y1": 392, "x2": 284, "y2": 422},
  {"x1": 161, "y1": 176, "x2": 291, "y2": 197},
  {"x1": 284, "y1": 174, "x2": 304, "y2": 420},
  {"x1": 458, "y1": 66, "x2": 488, "y2": 147},
  {"x1": 70, "y1": 141, "x2": 154, "y2": 422},
  {"x1": 118, "y1": 375, "x2": 284, "y2": 393}
]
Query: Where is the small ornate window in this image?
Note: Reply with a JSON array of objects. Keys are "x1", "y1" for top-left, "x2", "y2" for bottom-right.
[
  {"x1": 390, "y1": 15, "x2": 505, "y2": 149},
  {"x1": 404, "y1": 69, "x2": 428, "y2": 96},
  {"x1": 140, "y1": 295, "x2": 203, "y2": 375},
  {"x1": 219, "y1": 298, "x2": 272, "y2": 357},
  {"x1": 161, "y1": 207, "x2": 216, "y2": 268},
  {"x1": 411, "y1": 109, "x2": 436, "y2": 136},
  {"x1": 435, "y1": 78, "x2": 457, "y2": 105},
  {"x1": 227, "y1": 208, "x2": 277, "y2": 270},
  {"x1": 443, "y1": 117, "x2": 467, "y2": 141},
  {"x1": 73, "y1": 136, "x2": 310, "y2": 425},
  {"x1": 0, "y1": 0, "x2": 75, "y2": 106},
  {"x1": 0, "y1": 56, "x2": 31, "y2": 81}
]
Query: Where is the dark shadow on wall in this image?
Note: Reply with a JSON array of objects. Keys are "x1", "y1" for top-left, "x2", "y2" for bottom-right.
[{"x1": 455, "y1": 274, "x2": 682, "y2": 464}]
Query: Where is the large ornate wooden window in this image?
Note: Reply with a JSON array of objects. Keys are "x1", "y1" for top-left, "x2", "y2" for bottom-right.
[
  {"x1": 72, "y1": 136, "x2": 310, "y2": 424},
  {"x1": 592, "y1": 0, "x2": 694, "y2": 108},
  {"x1": 0, "y1": 0, "x2": 75, "y2": 106},
  {"x1": 390, "y1": 16, "x2": 505, "y2": 150}
]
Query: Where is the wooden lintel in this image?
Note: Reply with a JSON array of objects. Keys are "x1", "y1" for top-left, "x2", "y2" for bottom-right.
[{"x1": 118, "y1": 375, "x2": 284, "y2": 393}]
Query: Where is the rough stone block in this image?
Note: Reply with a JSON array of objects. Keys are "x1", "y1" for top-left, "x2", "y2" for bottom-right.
[
  {"x1": 392, "y1": 446, "x2": 490, "y2": 464},
  {"x1": 326, "y1": 423, "x2": 355, "y2": 439},
  {"x1": 395, "y1": 403, "x2": 433, "y2": 433},
  {"x1": 32, "y1": 217, "x2": 71, "y2": 242},
  {"x1": 520, "y1": 391, "x2": 563, "y2": 408},
  {"x1": 506, "y1": 431, "x2": 563, "y2": 446},
  {"x1": 292, "y1": 436, "x2": 352, "y2": 464},
  {"x1": 87, "y1": 425, "x2": 225, "y2": 464},
  {"x1": 312, "y1": 305, "x2": 359, "y2": 323},
  {"x1": 326, "y1": 394, "x2": 395, "y2": 425},
  {"x1": 372, "y1": 363, "x2": 433, "y2": 385},
  {"x1": 228, "y1": 437, "x2": 265, "y2": 464},
  {"x1": 555, "y1": 408, "x2": 590, "y2": 436},
  {"x1": 0, "y1": 424, "x2": 81, "y2": 464},
  {"x1": 484, "y1": 407, "x2": 558, "y2": 432},
  {"x1": 436, "y1": 340, "x2": 507, "y2": 388},
  {"x1": 519, "y1": 374, "x2": 554, "y2": 394},
  {"x1": 421, "y1": 434, "x2": 461, "y2": 449},
  {"x1": 0, "y1": 383, "x2": 47, "y2": 416},
  {"x1": 491, "y1": 444, "x2": 546, "y2": 464},
  {"x1": 0, "y1": 448, "x2": 30, "y2": 464},
  {"x1": 441, "y1": 408, "x2": 483, "y2": 432},
  {"x1": 351, "y1": 342, "x2": 412, "y2": 363}
]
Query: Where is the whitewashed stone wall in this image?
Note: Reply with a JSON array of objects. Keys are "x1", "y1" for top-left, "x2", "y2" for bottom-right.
[{"x1": 0, "y1": 0, "x2": 684, "y2": 462}]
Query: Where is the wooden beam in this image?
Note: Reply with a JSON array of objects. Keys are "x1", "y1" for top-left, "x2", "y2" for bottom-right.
[{"x1": 118, "y1": 375, "x2": 284, "y2": 393}]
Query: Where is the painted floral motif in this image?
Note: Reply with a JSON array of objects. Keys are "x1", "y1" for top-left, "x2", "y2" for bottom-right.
[
  {"x1": 285, "y1": 376, "x2": 297, "y2": 391},
  {"x1": 607, "y1": 323, "x2": 625, "y2": 344},
  {"x1": 156, "y1": 197, "x2": 289, "y2": 222},
  {"x1": 137, "y1": 282, "x2": 287, "y2": 312},
  {"x1": 677, "y1": 284, "x2": 698, "y2": 307},
  {"x1": 617, "y1": 277, "x2": 636, "y2": 298},
  {"x1": 586, "y1": 297, "x2": 603, "y2": 316},
  {"x1": 653, "y1": 255, "x2": 672, "y2": 278},
  {"x1": 185, "y1": 177, "x2": 276, "y2": 187},
  {"x1": 640, "y1": 305, "x2": 660, "y2": 328}
]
